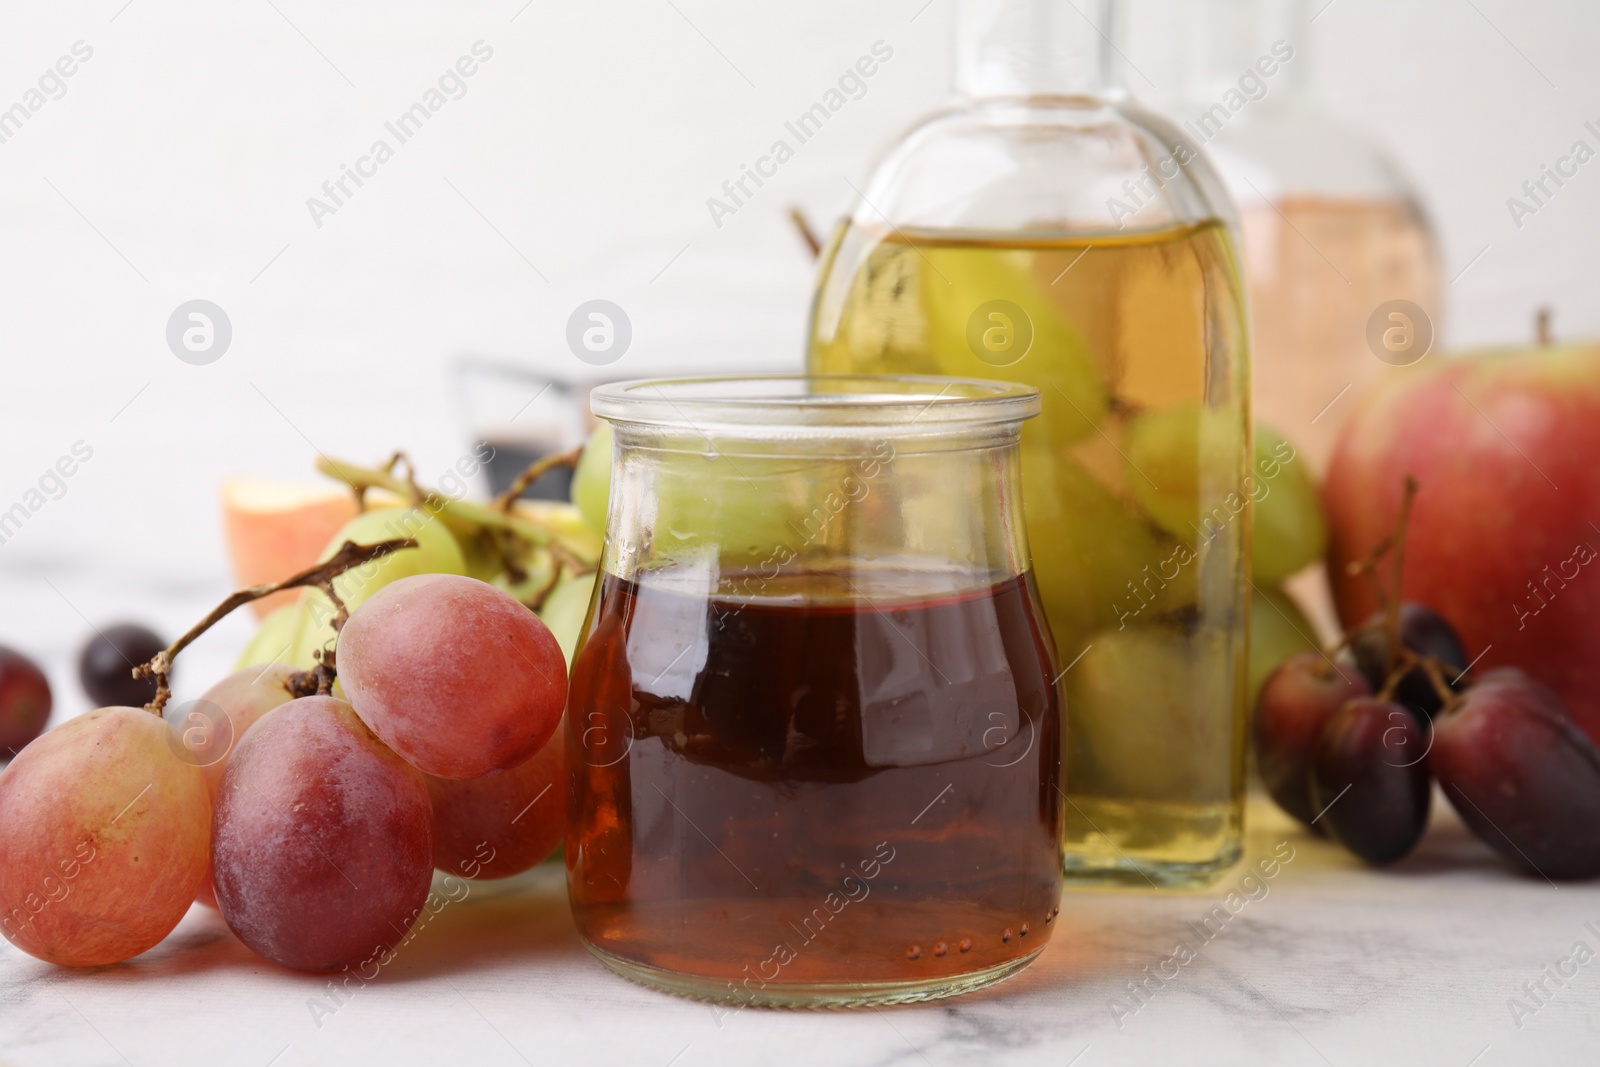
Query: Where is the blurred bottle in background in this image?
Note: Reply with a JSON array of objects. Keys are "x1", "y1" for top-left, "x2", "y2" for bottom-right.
[
  {"x1": 1126, "y1": 0, "x2": 1443, "y2": 471},
  {"x1": 454, "y1": 358, "x2": 587, "y2": 501}
]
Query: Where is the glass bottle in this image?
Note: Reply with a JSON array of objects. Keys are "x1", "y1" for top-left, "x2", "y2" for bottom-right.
[
  {"x1": 807, "y1": 0, "x2": 1251, "y2": 886},
  {"x1": 1130, "y1": 0, "x2": 1442, "y2": 471},
  {"x1": 566, "y1": 375, "x2": 1062, "y2": 1007}
]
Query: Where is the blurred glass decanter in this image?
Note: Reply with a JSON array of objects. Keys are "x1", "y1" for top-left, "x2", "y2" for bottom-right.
[{"x1": 1129, "y1": 0, "x2": 1443, "y2": 470}]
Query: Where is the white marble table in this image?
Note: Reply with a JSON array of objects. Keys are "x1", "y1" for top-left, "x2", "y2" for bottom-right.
[{"x1": 3, "y1": 569, "x2": 1598, "y2": 1066}]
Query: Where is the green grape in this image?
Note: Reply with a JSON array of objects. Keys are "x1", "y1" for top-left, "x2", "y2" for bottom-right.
[
  {"x1": 571, "y1": 423, "x2": 612, "y2": 537},
  {"x1": 1124, "y1": 411, "x2": 1324, "y2": 584},
  {"x1": 1024, "y1": 456, "x2": 1195, "y2": 646},
  {"x1": 1247, "y1": 586, "x2": 1319, "y2": 710},
  {"x1": 1122, "y1": 404, "x2": 1247, "y2": 541},
  {"x1": 648, "y1": 453, "x2": 821, "y2": 568},
  {"x1": 453, "y1": 526, "x2": 506, "y2": 584},
  {"x1": 291, "y1": 507, "x2": 467, "y2": 668},
  {"x1": 233, "y1": 602, "x2": 303, "y2": 671},
  {"x1": 921, "y1": 245, "x2": 1108, "y2": 442},
  {"x1": 1250, "y1": 423, "x2": 1325, "y2": 584},
  {"x1": 538, "y1": 573, "x2": 597, "y2": 666},
  {"x1": 490, "y1": 553, "x2": 557, "y2": 605},
  {"x1": 1065, "y1": 624, "x2": 1236, "y2": 803}
]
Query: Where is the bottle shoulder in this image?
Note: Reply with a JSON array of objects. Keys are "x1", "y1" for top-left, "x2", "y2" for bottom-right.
[{"x1": 853, "y1": 96, "x2": 1239, "y2": 236}]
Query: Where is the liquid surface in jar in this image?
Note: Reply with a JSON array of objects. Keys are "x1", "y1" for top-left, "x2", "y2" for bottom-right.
[
  {"x1": 566, "y1": 566, "x2": 1062, "y2": 990},
  {"x1": 808, "y1": 220, "x2": 1250, "y2": 883}
]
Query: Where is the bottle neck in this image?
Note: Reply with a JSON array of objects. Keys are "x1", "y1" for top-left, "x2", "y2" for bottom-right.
[
  {"x1": 1162, "y1": 0, "x2": 1307, "y2": 105},
  {"x1": 954, "y1": 0, "x2": 1119, "y2": 100}
]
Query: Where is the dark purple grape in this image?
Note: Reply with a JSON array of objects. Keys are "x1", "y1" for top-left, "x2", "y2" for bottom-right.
[
  {"x1": 1350, "y1": 603, "x2": 1467, "y2": 720},
  {"x1": 1432, "y1": 670, "x2": 1600, "y2": 880},
  {"x1": 1254, "y1": 651, "x2": 1371, "y2": 827},
  {"x1": 1308, "y1": 698, "x2": 1431, "y2": 864},
  {"x1": 0, "y1": 646, "x2": 51, "y2": 758},
  {"x1": 77, "y1": 623, "x2": 165, "y2": 708}
]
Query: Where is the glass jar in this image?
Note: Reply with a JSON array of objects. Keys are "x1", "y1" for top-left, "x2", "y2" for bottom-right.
[
  {"x1": 565, "y1": 376, "x2": 1062, "y2": 1008},
  {"x1": 807, "y1": 0, "x2": 1251, "y2": 886}
]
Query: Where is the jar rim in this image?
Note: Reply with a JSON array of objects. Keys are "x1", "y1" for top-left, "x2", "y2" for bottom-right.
[{"x1": 591, "y1": 375, "x2": 1041, "y2": 431}]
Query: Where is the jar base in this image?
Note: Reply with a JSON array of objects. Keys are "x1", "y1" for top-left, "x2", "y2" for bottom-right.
[
  {"x1": 583, "y1": 943, "x2": 1045, "y2": 1009},
  {"x1": 1061, "y1": 841, "x2": 1243, "y2": 889}
]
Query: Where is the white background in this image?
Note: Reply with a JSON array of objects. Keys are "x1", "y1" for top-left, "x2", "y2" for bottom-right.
[{"x1": 0, "y1": 0, "x2": 1595, "y2": 614}]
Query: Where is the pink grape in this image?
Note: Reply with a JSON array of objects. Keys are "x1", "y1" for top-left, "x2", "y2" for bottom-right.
[
  {"x1": 211, "y1": 696, "x2": 433, "y2": 972},
  {"x1": 339, "y1": 574, "x2": 567, "y2": 780},
  {"x1": 0, "y1": 708, "x2": 210, "y2": 966},
  {"x1": 165, "y1": 663, "x2": 297, "y2": 909},
  {"x1": 427, "y1": 726, "x2": 566, "y2": 880},
  {"x1": 166, "y1": 663, "x2": 297, "y2": 796}
]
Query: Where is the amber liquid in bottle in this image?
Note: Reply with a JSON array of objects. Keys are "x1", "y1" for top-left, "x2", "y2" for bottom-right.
[
  {"x1": 566, "y1": 568, "x2": 1062, "y2": 999},
  {"x1": 809, "y1": 220, "x2": 1250, "y2": 884}
]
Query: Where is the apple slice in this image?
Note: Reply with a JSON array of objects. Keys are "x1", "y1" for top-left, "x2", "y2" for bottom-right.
[{"x1": 221, "y1": 479, "x2": 359, "y2": 617}]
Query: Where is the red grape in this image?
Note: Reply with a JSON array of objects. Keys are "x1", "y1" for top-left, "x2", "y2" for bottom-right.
[
  {"x1": 339, "y1": 574, "x2": 566, "y2": 780},
  {"x1": 0, "y1": 646, "x2": 51, "y2": 758},
  {"x1": 1350, "y1": 603, "x2": 1466, "y2": 719},
  {"x1": 426, "y1": 726, "x2": 566, "y2": 880},
  {"x1": 1308, "y1": 698, "x2": 1431, "y2": 864},
  {"x1": 212, "y1": 696, "x2": 433, "y2": 971},
  {"x1": 0, "y1": 708, "x2": 210, "y2": 966},
  {"x1": 1432, "y1": 670, "x2": 1600, "y2": 880},
  {"x1": 78, "y1": 623, "x2": 166, "y2": 708},
  {"x1": 1253, "y1": 651, "x2": 1371, "y2": 827}
]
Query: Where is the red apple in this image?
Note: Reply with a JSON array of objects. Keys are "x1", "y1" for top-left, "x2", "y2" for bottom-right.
[{"x1": 1324, "y1": 335, "x2": 1600, "y2": 745}]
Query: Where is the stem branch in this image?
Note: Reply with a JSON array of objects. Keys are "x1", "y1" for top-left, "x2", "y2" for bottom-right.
[
  {"x1": 133, "y1": 538, "x2": 416, "y2": 715},
  {"x1": 316, "y1": 457, "x2": 555, "y2": 547},
  {"x1": 494, "y1": 445, "x2": 582, "y2": 514}
]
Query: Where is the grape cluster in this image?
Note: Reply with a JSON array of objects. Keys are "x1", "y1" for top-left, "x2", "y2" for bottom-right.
[
  {"x1": 0, "y1": 575, "x2": 571, "y2": 971},
  {"x1": 1255, "y1": 603, "x2": 1600, "y2": 878},
  {"x1": 0, "y1": 430, "x2": 613, "y2": 973}
]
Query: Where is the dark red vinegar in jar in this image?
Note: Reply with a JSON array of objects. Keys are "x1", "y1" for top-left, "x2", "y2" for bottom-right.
[{"x1": 566, "y1": 565, "x2": 1062, "y2": 1004}]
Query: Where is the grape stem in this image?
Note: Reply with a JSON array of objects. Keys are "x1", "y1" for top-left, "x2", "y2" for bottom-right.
[
  {"x1": 493, "y1": 445, "x2": 582, "y2": 514},
  {"x1": 1344, "y1": 476, "x2": 1419, "y2": 686},
  {"x1": 1415, "y1": 652, "x2": 1466, "y2": 714},
  {"x1": 316, "y1": 453, "x2": 598, "y2": 596},
  {"x1": 317, "y1": 456, "x2": 562, "y2": 549},
  {"x1": 789, "y1": 206, "x2": 822, "y2": 258},
  {"x1": 132, "y1": 538, "x2": 417, "y2": 716},
  {"x1": 1330, "y1": 476, "x2": 1473, "y2": 714},
  {"x1": 1384, "y1": 478, "x2": 1418, "y2": 689}
]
